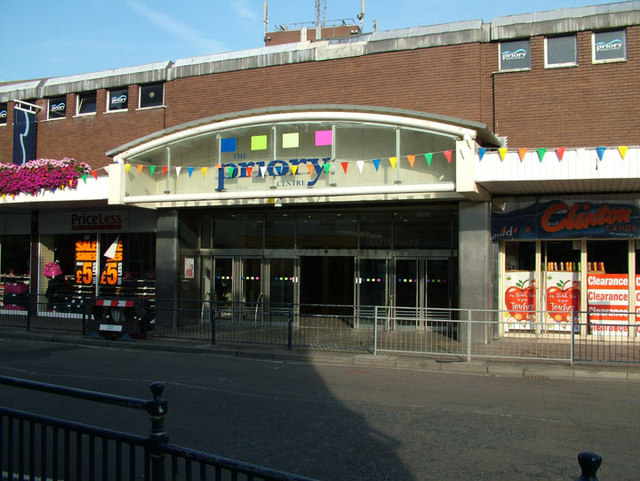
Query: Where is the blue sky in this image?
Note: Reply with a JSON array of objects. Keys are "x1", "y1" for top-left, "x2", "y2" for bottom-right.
[{"x1": 1, "y1": 0, "x2": 616, "y2": 82}]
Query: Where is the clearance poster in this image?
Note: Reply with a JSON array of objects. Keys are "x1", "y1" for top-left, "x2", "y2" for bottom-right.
[
  {"x1": 587, "y1": 274, "x2": 631, "y2": 335},
  {"x1": 544, "y1": 271, "x2": 580, "y2": 332},
  {"x1": 503, "y1": 271, "x2": 536, "y2": 331},
  {"x1": 75, "y1": 239, "x2": 123, "y2": 287}
]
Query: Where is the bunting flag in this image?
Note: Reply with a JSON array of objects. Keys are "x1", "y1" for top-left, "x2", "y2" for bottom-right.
[
  {"x1": 537, "y1": 148, "x2": 546, "y2": 162},
  {"x1": 259, "y1": 166, "x2": 267, "y2": 177},
  {"x1": 82, "y1": 174, "x2": 87, "y2": 183},
  {"x1": 162, "y1": 166, "x2": 168, "y2": 176},
  {"x1": 356, "y1": 160, "x2": 365, "y2": 173},
  {"x1": 246, "y1": 167, "x2": 253, "y2": 177},
  {"x1": 68, "y1": 179, "x2": 73, "y2": 187},
  {"x1": 149, "y1": 165, "x2": 156, "y2": 176},
  {"x1": 341, "y1": 162, "x2": 349, "y2": 174},
  {"x1": 92, "y1": 170, "x2": 98, "y2": 180},
  {"x1": 478, "y1": 148, "x2": 487, "y2": 160},
  {"x1": 518, "y1": 148, "x2": 527, "y2": 162},
  {"x1": 306, "y1": 164, "x2": 315, "y2": 175},
  {"x1": 323, "y1": 163, "x2": 330, "y2": 173},
  {"x1": 201, "y1": 167, "x2": 207, "y2": 177},
  {"x1": 373, "y1": 159, "x2": 381, "y2": 171},
  {"x1": 188, "y1": 167, "x2": 194, "y2": 177},
  {"x1": 291, "y1": 165, "x2": 298, "y2": 175},
  {"x1": 618, "y1": 146, "x2": 628, "y2": 159},
  {"x1": 137, "y1": 165, "x2": 144, "y2": 174},
  {"x1": 389, "y1": 157, "x2": 397, "y2": 169},
  {"x1": 498, "y1": 148, "x2": 508, "y2": 161},
  {"x1": 407, "y1": 155, "x2": 415, "y2": 168},
  {"x1": 227, "y1": 166, "x2": 235, "y2": 177},
  {"x1": 424, "y1": 153, "x2": 433, "y2": 166},
  {"x1": 596, "y1": 146, "x2": 606, "y2": 161},
  {"x1": 443, "y1": 150, "x2": 452, "y2": 163},
  {"x1": 556, "y1": 147, "x2": 565, "y2": 161},
  {"x1": 125, "y1": 164, "x2": 131, "y2": 173},
  {"x1": 176, "y1": 166, "x2": 182, "y2": 177}
]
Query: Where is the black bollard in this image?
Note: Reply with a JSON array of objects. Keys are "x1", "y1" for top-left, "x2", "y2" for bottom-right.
[
  {"x1": 147, "y1": 382, "x2": 169, "y2": 481},
  {"x1": 575, "y1": 452, "x2": 602, "y2": 481}
]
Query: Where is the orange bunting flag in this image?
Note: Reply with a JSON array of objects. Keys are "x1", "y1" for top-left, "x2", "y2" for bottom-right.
[
  {"x1": 518, "y1": 148, "x2": 527, "y2": 162},
  {"x1": 443, "y1": 150, "x2": 452, "y2": 163},
  {"x1": 341, "y1": 162, "x2": 349, "y2": 174},
  {"x1": 68, "y1": 179, "x2": 74, "y2": 187},
  {"x1": 162, "y1": 166, "x2": 168, "y2": 176},
  {"x1": 137, "y1": 164, "x2": 144, "y2": 174},
  {"x1": 618, "y1": 146, "x2": 628, "y2": 159},
  {"x1": 498, "y1": 148, "x2": 508, "y2": 161},
  {"x1": 92, "y1": 170, "x2": 98, "y2": 180},
  {"x1": 407, "y1": 155, "x2": 415, "y2": 168},
  {"x1": 307, "y1": 164, "x2": 315, "y2": 175},
  {"x1": 125, "y1": 164, "x2": 131, "y2": 173},
  {"x1": 556, "y1": 147, "x2": 566, "y2": 161},
  {"x1": 389, "y1": 157, "x2": 397, "y2": 169}
]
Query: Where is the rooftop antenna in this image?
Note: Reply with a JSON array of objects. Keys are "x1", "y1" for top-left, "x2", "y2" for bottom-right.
[
  {"x1": 357, "y1": 0, "x2": 365, "y2": 30},
  {"x1": 264, "y1": 1, "x2": 268, "y2": 40},
  {"x1": 315, "y1": 0, "x2": 326, "y2": 39}
]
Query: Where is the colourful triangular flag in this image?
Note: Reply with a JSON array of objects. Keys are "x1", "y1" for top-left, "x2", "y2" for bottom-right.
[
  {"x1": 149, "y1": 165, "x2": 156, "y2": 175},
  {"x1": 291, "y1": 165, "x2": 298, "y2": 175},
  {"x1": 478, "y1": 148, "x2": 487, "y2": 161},
  {"x1": 227, "y1": 167, "x2": 235, "y2": 177},
  {"x1": 424, "y1": 153, "x2": 433, "y2": 166},
  {"x1": 498, "y1": 148, "x2": 508, "y2": 161},
  {"x1": 82, "y1": 174, "x2": 87, "y2": 183},
  {"x1": 125, "y1": 164, "x2": 131, "y2": 173},
  {"x1": 175, "y1": 166, "x2": 182, "y2": 177},
  {"x1": 389, "y1": 157, "x2": 397, "y2": 169},
  {"x1": 556, "y1": 147, "x2": 565, "y2": 161},
  {"x1": 259, "y1": 166, "x2": 267, "y2": 177},
  {"x1": 188, "y1": 167, "x2": 194, "y2": 177},
  {"x1": 407, "y1": 155, "x2": 415, "y2": 168},
  {"x1": 443, "y1": 150, "x2": 452, "y2": 163},
  {"x1": 307, "y1": 164, "x2": 315, "y2": 175},
  {"x1": 201, "y1": 167, "x2": 207, "y2": 177},
  {"x1": 92, "y1": 170, "x2": 98, "y2": 180},
  {"x1": 537, "y1": 148, "x2": 546, "y2": 162},
  {"x1": 618, "y1": 146, "x2": 628, "y2": 159},
  {"x1": 596, "y1": 146, "x2": 606, "y2": 161},
  {"x1": 137, "y1": 164, "x2": 144, "y2": 174},
  {"x1": 246, "y1": 167, "x2": 253, "y2": 177},
  {"x1": 323, "y1": 163, "x2": 330, "y2": 174},
  {"x1": 162, "y1": 166, "x2": 168, "y2": 176},
  {"x1": 356, "y1": 160, "x2": 365, "y2": 173},
  {"x1": 341, "y1": 162, "x2": 349, "y2": 174},
  {"x1": 518, "y1": 148, "x2": 527, "y2": 162},
  {"x1": 373, "y1": 159, "x2": 381, "y2": 171}
]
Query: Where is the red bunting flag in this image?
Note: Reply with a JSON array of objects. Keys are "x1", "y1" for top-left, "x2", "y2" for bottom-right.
[
  {"x1": 162, "y1": 166, "x2": 168, "y2": 176},
  {"x1": 341, "y1": 162, "x2": 349, "y2": 174},
  {"x1": 556, "y1": 147, "x2": 566, "y2": 161},
  {"x1": 443, "y1": 150, "x2": 452, "y2": 163},
  {"x1": 92, "y1": 170, "x2": 98, "y2": 180}
]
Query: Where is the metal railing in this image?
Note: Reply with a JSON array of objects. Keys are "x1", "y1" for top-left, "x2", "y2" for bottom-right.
[
  {"x1": 1, "y1": 297, "x2": 639, "y2": 364},
  {"x1": 0, "y1": 375, "x2": 316, "y2": 481}
]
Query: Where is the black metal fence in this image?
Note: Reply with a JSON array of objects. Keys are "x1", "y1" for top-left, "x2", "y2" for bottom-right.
[{"x1": 0, "y1": 375, "x2": 317, "y2": 481}]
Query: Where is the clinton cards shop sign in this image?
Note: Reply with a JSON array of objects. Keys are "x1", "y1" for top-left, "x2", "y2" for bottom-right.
[{"x1": 492, "y1": 199, "x2": 640, "y2": 240}]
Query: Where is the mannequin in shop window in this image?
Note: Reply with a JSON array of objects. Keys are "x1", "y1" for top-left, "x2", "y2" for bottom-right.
[{"x1": 44, "y1": 262, "x2": 73, "y2": 310}]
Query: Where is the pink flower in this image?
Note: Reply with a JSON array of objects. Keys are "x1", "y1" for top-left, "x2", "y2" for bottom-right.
[{"x1": 0, "y1": 158, "x2": 91, "y2": 196}]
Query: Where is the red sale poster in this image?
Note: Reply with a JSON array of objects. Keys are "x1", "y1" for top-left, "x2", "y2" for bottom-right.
[
  {"x1": 544, "y1": 271, "x2": 580, "y2": 332},
  {"x1": 587, "y1": 273, "x2": 631, "y2": 335},
  {"x1": 503, "y1": 271, "x2": 536, "y2": 331}
]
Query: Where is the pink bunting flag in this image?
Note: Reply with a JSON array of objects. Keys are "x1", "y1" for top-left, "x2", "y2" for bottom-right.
[{"x1": 443, "y1": 150, "x2": 452, "y2": 163}]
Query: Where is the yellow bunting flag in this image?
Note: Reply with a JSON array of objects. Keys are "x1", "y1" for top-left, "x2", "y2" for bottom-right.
[
  {"x1": 618, "y1": 146, "x2": 628, "y2": 159},
  {"x1": 389, "y1": 157, "x2": 397, "y2": 169},
  {"x1": 518, "y1": 148, "x2": 527, "y2": 162},
  {"x1": 125, "y1": 164, "x2": 131, "y2": 173},
  {"x1": 498, "y1": 148, "x2": 508, "y2": 161},
  {"x1": 407, "y1": 155, "x2": 415, "y2": 168},
  {"x1": 291, "y1": 165, "x2": 298, "y2": 175},
  {"x1": 1, "y1": 194, "x2": 4, "y2": 201},
  {"x1": 201, "y1": 167, "x2": 207, "y2": 177}
]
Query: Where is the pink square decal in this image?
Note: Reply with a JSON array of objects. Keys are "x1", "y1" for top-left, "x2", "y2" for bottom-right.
[{"x1": 315, "y1": 130, "x2": 333, "y2": 146}]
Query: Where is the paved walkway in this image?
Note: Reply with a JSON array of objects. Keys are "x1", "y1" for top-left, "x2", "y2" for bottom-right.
[{"x1": 1, "y1": 327, "x2": 639, "y2": 383}]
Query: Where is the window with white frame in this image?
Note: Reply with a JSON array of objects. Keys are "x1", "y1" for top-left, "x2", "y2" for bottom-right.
[
  {"x1": 139, "y1": 83, "x2": 164, "y2": 109},
  {"x1": 0, "y1": 103, "x2": 7, "y2": 125},
  {"x1": 545, "y1": 35, "x2": 577, "y2": 67},
  {"x1": 107, "y1": 88, "x2": 128, "y2": 112},
  {"x1": 77, "y1": 92, "x2": 96, "y2": 115},
  {"x1": 593, "y1": 30, "x2": 627, "y2": 63},
  {"x1": 48, "y1": 96, "x2": 67, "y2": 120},
  {"x1": 499, "y1": 39, "x2": 530, "y2": 71}
]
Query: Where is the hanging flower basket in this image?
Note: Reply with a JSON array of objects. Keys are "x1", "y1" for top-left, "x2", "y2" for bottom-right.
[{"x1": 0, "y1": 158, "x2": 91, "y2": 197}]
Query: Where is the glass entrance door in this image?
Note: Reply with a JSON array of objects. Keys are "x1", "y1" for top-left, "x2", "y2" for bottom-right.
[{"x1": 267, "y1": 258, "x2": 297, "y2": 323}]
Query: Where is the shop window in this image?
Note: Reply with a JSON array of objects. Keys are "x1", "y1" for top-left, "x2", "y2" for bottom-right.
[
  {"x1": 107, "y1": 87, "x2": 129, "y2": 112},
  {"x1": 266, "y1": 214, "x2": 295, "y2": 249},
  {"x1": 393, "y1": 208, "x2": 456, "y2": 250},
  {"x1": 593, "y1": 30, "x2": 627, "y2": 63},
  {"x1": 543, "y1": 241, "x2": 580, "y2": 271},
  {"x1": 505, "y1": 242, "x2": 535, "y2": 271},
  {"x1": 214, "y1": 214, "x2": 264, "y2": 249},
  {"x1": 359, "y1": 213, "x2": 392, "y2": 250},
  {"x1": 48, "y1": 95, "x2": 67, "y2": 120},
  {"x1": 545, "y1": 35, "x2": 577, "y2": 67},
  {"x1": 0, "y1": 235, "x2": 30, "y2": 279},
  {"x1": 76, "y1": 92, "x2": 96, "y2": 115},
  {"x1": 297, "y1": 213, "x2": 358, "y2": 249},
  {"x1": 499, "y1": 39, "x2": 530, "y2": 71},
  {"x1": 0, "y1": 103, "x2": 7, "y2": 125},
  {"x1": 587, "y1": 240, "x2": 627, "y2": 273},
  {"x1": 139, "y1": 83, "x2": 164, "y2": 109}
]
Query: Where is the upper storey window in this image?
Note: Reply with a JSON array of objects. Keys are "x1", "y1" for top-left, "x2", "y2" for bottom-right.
[
  {"x1": 77, "y1": 92, "x2": 96, "y2": 115},
  {"x1": 139, "y1": 83, "x2": 164, "y2": 109},
  {"x1": 108, "y1": 88, "x2": 129, "y2": 112},
  {"x1": 545, "y1": 35, "x2": 577, "y2": 67},
  {"x1": 593, "y1": 30, "x2": 627, "y2": 63},
  {"x1": 499, "y1": 39, "x2": 530, "y2": 71},
  {"x1": 0, "y1": 103, "x2": 7, "y2": 125},
  {"x1": 48, "y1": 96, "x2": 67, "y2": 120}
]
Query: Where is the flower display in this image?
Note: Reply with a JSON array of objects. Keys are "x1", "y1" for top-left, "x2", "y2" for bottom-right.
[{"x1": 0, "y1": 158, "x2": 91, "y2": 196}]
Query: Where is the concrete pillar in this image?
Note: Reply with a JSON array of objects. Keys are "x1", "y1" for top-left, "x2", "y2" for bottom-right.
[
  {"x1": 458, "y1": 201, "x2": 495, "y2": 343},
  {"x1": 155, "y1": 210, "x2": 179, "y2": 327}
]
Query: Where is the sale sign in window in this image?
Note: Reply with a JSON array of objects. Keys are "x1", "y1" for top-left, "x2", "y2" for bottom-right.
[
  {"x1": 587, "y1": 273, "x2": 630, "y2": 335},
  {"x1": 75, "y1": 239, "x2": 123, "y2": 287}
]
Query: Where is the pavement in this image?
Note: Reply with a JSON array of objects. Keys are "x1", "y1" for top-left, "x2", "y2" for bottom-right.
[{"x1": 1, "y1": 327, "x2": 639, "y2": 383}]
